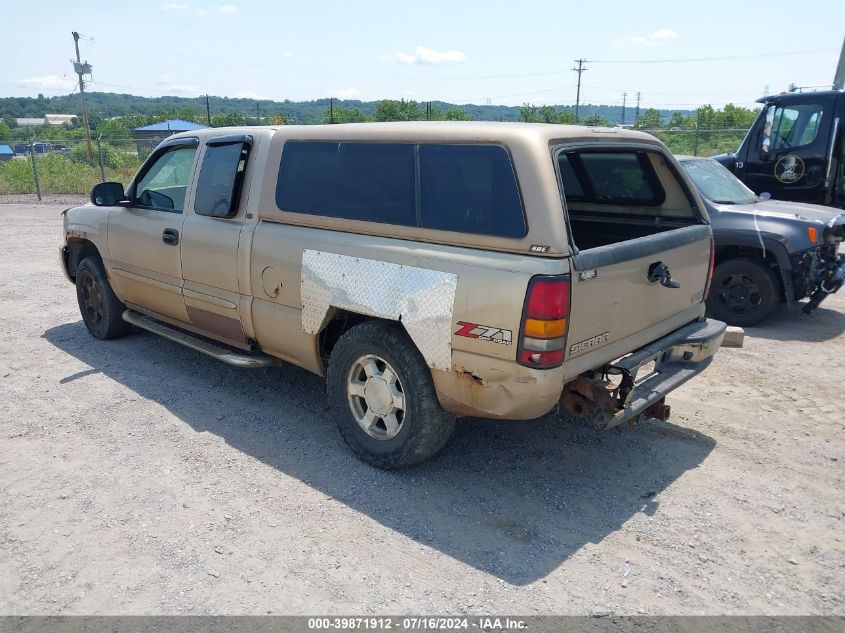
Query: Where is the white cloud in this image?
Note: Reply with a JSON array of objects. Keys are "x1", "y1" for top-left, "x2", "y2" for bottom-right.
[
  {"x1": 14, "y1": 75, "x2": 76, "y2": 92},
  {"x1": 381, "y1": 46, "x2": 465, "y2": 65},
  {"x1": 613, "y1": 28, "x2": 679, "y2": 47},
  {"x1": 332, "y1": 88, "x2": 361, "y2": 99},
  {"x1": 161, "y1": 3, "x2": 189, "y2": 10},
  {"x1": 282, "y1": 51, "x2": 293, "y2": 60},
  {"x1": 156, "y1": 74, "x2": 202, "y2": 96},
  {"x1": 192, "y1": 4, "x2": 238, "y2": 16}
]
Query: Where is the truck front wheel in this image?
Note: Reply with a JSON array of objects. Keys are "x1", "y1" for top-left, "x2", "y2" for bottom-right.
[
  {"x1": 326, "y1": 321, "x2": 456, "y2": 469},
  {"x1": 706, "y1": 258, "x2": 780, "y2": 327},
  {"x1": 76, "y1": 257, "x2": 131, "y2": 340}
]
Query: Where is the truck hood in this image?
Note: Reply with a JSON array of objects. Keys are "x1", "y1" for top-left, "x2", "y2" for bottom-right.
[{"x1": 712, "y1": 199, "x2": 845, "y2": 227}]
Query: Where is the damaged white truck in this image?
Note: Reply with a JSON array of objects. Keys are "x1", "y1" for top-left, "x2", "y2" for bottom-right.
[{"x1": 61, "y1": 122, "x2": 726, "y2": 468}]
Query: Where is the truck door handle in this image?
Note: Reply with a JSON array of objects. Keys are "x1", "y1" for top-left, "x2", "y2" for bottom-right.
[
  {"x1": 162, "y1": 228, "x2": 179, "y2": 246},
  {"x1": 648, "y1": 262, "x2": 681, "y2": 288}
]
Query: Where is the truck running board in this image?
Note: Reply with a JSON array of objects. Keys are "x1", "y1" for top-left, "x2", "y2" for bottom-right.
[{"x1": 122, "y1": 310, "x2": 278, "y2": 369}]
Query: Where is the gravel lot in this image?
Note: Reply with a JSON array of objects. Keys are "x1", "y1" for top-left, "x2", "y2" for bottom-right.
[{"x1": 1, "y1": 201, "x2": 843, "y2": 615}]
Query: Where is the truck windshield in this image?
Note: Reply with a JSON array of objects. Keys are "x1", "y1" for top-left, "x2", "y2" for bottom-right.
[{"x1": 681, "y1": 158, "x2": 757, "y2": 205}]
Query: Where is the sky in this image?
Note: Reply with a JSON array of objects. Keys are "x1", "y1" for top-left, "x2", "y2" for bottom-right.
[{"x1": 1, "y1": 0, "x2": 844, "y2": 110}]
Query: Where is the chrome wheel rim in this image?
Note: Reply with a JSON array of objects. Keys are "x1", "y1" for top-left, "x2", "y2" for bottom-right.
[
  {"x1": 81, "y1": 273, "x2": 104, "y2": 324},
  {"x1": 347, "y1": 354, "x2": 406, "y2": 440}
]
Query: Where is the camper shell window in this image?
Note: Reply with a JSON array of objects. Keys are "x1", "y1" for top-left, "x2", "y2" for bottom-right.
[
  {"x1": 556, "y1": 147, "x2": 701, "y2": 251},
  {"x1": 275, "y1": 140, "x2": 526, "y2": 238}
]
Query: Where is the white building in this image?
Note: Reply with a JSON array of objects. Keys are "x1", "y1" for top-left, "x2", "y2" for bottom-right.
[
  {"x1": 44, "y1": 114, "x2": 77, "y2": 126},
  {"x1": 15, "y1": 118, "x2": 43, "y2": 127},
  {"x1": 14, "y1": 114, "x2": 78, "y2": 127}
]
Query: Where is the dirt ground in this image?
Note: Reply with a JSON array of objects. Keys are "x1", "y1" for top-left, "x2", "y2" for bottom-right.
[{"x1": 1, "y1": 201, "x2": 843, "y2": 616}]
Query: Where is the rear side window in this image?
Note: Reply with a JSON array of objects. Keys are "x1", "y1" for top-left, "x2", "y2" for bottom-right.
[
  {"x1": 558, "y1": 154, "x2": 585, "y2": 200},
  {"x1": 568, "y1": 152, "x2": 664, "y2": 205},
  {"x1": 419, "y1": 144, "x2": 525, "y2": 237},
  {"x1": 195, "y1": 142, "x2": 249, "y2": 218},
  {"x1": 276, "y1": 142, "x2": 416, "y2": 225},
  {"x1": 276, "y1": 141, "x2": 526, "y2": 237}
]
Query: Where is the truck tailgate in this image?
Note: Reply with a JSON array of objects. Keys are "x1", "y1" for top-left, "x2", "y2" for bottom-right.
[{"x1": 565, "y1": 224, "x2": 712, "y2": 374}]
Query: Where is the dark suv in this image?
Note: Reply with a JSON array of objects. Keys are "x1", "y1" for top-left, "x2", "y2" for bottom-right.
[{"x1": 679, "y1": 156, "x2": 845, "y2": 326}]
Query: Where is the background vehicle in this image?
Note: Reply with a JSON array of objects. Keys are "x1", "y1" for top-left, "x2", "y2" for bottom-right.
[
  {"x1": 713, "y1": 37, "x2": 845, "y2": 208},
  {"x1": 61, "y1": 123, "x2": 725, "y2": 468},
  {"x1": 679, "y1": 156, "x2": 845, "y2": 325}
]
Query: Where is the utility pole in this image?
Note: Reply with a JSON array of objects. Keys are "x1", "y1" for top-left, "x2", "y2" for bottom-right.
[
  {"x1": 29, "y1": 138, "x2": 42, "y2": 202},
  {"x1": 329, "y1": 98, "x2": 334, "y2": 124},
  {"x1": 256, "y1": 101, "x2": 260, "y2": 125},
  {"x1": 635, "y1": 91, "x2": 642, "y2": 125},
  {"x1": 205, "y1": 94, "x2": 211, "y2": 125},
  {"x1": 621, "y1": 92, "x2": 627, "y2": 125},
  {"x1": 71, "y1": 32, "x2": 93, "y2": 163},
  {"x1": 693, "y1": 107, "x2": 701, "y2": 156},
  {"x1": 571, "y1": 58, "x2": 588, "y2": 123}
]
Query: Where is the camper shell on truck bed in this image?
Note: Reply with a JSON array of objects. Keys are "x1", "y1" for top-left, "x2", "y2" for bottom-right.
[{"x1": 62, "y1": 122, "x2": 725, "y2": 468}]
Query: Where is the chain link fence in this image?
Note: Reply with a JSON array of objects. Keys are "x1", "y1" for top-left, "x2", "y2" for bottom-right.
[
  {"x1": 0, "y1": 137, "x2": 147, "y2": 198},
  {"x1": 0, "y1": 127, "x2": 751, "y2": 197},
  {"x1": 638, "y1": 128, "x2": 749, "y2": 158}
]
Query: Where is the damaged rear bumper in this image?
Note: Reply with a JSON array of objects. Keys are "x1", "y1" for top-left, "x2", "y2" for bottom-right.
[{"x1": 562, "y1": 318, "x2": 727, "y2": 429}]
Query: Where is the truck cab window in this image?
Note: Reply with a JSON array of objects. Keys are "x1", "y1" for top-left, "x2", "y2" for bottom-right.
[
  {"x1": 764, "y1": 103, "x2": 825, "y2": 153},
  {"x1": 195, "y1": 142, "x2": 250, "y2": 218},
  {"x1": 134, "y1": 146, "x2": 197, "y2": 212}
]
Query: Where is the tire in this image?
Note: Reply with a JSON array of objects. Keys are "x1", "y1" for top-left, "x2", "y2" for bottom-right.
[
  {"x1": 326, "y1": 321, "x2": 456, "y2": 469},
  {"x1": 75, "y1": 257, "x2": 131, "y2": 340},
  {"x1": 706, "y1": 257, "x2": 780, "y2": 327}
]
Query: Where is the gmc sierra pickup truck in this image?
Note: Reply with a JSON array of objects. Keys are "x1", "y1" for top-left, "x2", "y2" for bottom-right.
[{"x1": 61, "y1": 122, "x2": 726, "y2": 468}]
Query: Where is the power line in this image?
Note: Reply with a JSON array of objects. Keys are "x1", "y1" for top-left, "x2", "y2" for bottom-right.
[
  {"x1": 590, "y1": 46, "x2": 836, "y2": 64},
  {"x1": 53, "y1": 85, "x2": 80, "y2": 114},
  {"x1": 355, "y1": 46, "x2": 838, "y2": 82}
]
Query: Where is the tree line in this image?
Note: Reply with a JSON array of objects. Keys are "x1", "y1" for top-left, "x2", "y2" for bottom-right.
[
  {"x1": 1, "y1": 91, "x2": 700, "y2": 131},
  {"x1": 0, "y1": 93, "x2": 760, "y2": 158}
]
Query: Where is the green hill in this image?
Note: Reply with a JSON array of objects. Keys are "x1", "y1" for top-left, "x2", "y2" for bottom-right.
[{"x1": 0, "y1": 91, "x2": 692, "y2": 126}]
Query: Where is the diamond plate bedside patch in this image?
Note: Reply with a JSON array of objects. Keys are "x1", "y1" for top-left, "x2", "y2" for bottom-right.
[{"x1": 301, "y1": 250, "x2": 458, "y2": 372}]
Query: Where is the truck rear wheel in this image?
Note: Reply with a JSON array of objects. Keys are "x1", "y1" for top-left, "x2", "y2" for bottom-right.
[
  {"x1": 326, "y1": 321, "x2": 456, "y2": 469},
  {"x1": 76, "y1": 257, "x2": 131, "y2": 340},
  {"x1": 706, "y1": 258, "x2": 779, "y2": 327}
]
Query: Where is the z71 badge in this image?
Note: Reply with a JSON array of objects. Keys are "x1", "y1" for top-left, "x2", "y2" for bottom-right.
[{"x1": 455, "y1": 321, "x2": 513, "y2": 345}]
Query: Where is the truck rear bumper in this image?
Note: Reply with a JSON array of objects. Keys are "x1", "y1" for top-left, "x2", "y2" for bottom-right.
[
  {"x1": 433, "y1": 318, "x2": 725, "y2": 423},
  {"x1": 566, "y1": 318, "x2": 727, "y2": 429}
]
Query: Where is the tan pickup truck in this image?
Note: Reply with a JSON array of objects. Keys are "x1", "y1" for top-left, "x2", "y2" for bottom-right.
[{"x1": 61, "y1": 122, "x2": 726, "y2": 468}]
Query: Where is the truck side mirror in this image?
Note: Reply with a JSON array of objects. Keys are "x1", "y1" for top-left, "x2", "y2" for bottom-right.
[
  {"x1": 91, "y1": 182, "x2": 127, "y2": 207},
  {"x1": 758, "y1": 192, "x2": 772, "y2": 201}
]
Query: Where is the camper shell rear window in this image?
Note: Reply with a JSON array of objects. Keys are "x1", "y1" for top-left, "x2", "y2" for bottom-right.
[{"x1": 558, "y1": 150, "x2": 666, "y2": 206}]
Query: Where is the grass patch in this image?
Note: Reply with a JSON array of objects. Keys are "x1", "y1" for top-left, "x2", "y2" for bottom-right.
[{"x1": 0, "y1": 153, "x2": 141, "y2": 195}]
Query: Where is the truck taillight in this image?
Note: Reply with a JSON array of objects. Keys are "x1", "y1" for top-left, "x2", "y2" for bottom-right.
[
  {"x1": 518, "y1": 275, "x2": 570, "y2": 369},
  {"x1": 704, "y1": 236, "x2": 715, "y2": 301}
]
